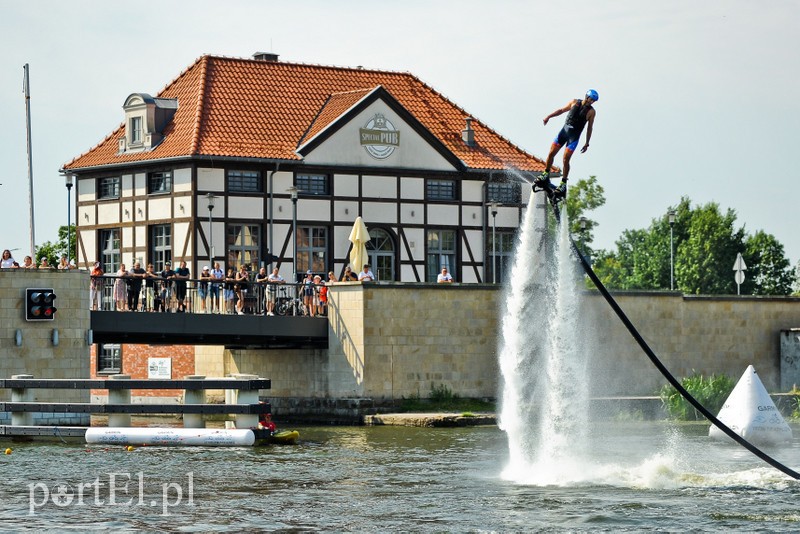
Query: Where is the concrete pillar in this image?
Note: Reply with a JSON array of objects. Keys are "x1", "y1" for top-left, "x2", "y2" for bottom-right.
[
  {"x1": 108, "y1": 374, "x2": 131, "y2": 428},
  {"x1": 11, "y1": 374, "x2": 34, "y2": 427},
  {"x1": 183, "y1": 375, "x2": 206, "y2": 429},
  {"x1": 230, "y1": 374, "x2": 259, "y2": 429}
]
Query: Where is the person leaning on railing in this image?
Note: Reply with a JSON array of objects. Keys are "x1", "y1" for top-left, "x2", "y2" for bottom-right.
[
  {"x1": 265, "y1": 267, "x2": 285, "y2": 316},
  {"x1": 90, "y1": 262, "x2": 104, "y2": 311}
]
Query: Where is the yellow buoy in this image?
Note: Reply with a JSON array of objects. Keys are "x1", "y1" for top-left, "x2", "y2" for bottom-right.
[
  {"x1": 125, "y1": 445, "x2": 135, "y2": 452},
  {"x1": 4, "y1": 448, "x2": 12, "y2": 455}
]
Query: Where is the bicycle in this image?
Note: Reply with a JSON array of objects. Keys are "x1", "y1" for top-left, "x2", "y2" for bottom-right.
[{"x1": 274, "y1": 287, "x2": 308, "y2": 316}]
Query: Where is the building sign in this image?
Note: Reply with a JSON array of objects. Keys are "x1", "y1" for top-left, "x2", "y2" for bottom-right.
[
  {"x1": 148, "y1": 358, "x2": 172, "y2": 379},
  {"x1": 359, "y1": 113, "x2": 400, "y2": 159}
]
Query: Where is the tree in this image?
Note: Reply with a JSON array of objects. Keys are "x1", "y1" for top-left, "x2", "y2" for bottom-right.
[
  {"x1": 675, "y1": 202, "x2": 744, "y2": 294},
  {"x1": 35, "y1": 225, "x2": 75, "y2": 267},
  {"x1": 592, "y1": 198, "x2": 793, "y2": 295},
  {"x1": 743, "y1": 231, "x2": 793, "y2": 295},
  {"x1": 564, "y1": 175, "x2": 605, "y2": 256}
]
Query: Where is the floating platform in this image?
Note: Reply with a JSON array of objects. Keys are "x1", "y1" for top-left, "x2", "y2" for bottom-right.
[{"x1": 86, "y1": 427, "x2": 258, "y2": 447}]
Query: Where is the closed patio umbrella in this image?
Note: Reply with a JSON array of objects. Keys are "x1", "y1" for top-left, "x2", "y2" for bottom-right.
[{"x1": 348, "y1": 217, "x2": 370, "y2": 274}]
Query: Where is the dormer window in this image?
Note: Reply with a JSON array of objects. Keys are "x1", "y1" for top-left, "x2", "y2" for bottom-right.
[
  {"x1": 130, "y1": 116, "x2": 142, "y2": 145},
  {"x1": 118, "y1": 93, "x2": 178, "y2": 154}
]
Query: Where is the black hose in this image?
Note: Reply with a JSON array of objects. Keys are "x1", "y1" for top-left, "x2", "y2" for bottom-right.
[{"x1": 548, "y1": 198, "x2": 800, "y2": 480}]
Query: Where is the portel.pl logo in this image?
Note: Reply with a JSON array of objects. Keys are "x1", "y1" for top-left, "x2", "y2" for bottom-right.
[{"x1": 359, "y1": 113, "x2": 400, "y2": 160}]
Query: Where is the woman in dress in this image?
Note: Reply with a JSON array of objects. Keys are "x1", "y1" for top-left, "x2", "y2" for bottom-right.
[{"x1": 113, "y1": 264, "x2": 128, "y2": 311}]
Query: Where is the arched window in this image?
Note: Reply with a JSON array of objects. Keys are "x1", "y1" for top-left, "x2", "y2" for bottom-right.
[{"x1": 366, "y1": 228, "x2": 395, "y2": 281}]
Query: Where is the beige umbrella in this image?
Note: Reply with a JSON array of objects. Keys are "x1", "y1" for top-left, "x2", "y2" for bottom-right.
[{"x1": 348, "y1": 217, "x2": 370, "y2": 273}]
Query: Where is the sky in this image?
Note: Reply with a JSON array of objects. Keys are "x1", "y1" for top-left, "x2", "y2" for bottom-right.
[{"x1": 1, "y1": 0, "x2": 798, "y2": 267}]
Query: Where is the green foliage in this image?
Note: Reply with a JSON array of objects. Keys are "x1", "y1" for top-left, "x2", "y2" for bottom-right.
[
  {"x1": 564, "y1": 175, "x2": 606, "y2": 257},
  {"x1": 35, "y1": 225, "x2": 76, "y2": 267},
  {"x1": 592, "y1": 197, "x2": 793, "y2": 295},
  {"x1": 743, "y1": 230, "x2": 794, "y2": 295},
  {"x1": 659, "y1": 372, "x2": 735, "y2": 420},
  {"x1": 399, "y1": 383, "x2": 495, "y2": 413}
]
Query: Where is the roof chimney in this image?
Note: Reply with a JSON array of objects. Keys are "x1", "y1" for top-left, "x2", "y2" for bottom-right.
[
  {"x1": 253, "y1": 51, "x2": 279, "y2": 62},
  {"x1": 462, "y1": 117, "x2": 475, "y2": 147}
]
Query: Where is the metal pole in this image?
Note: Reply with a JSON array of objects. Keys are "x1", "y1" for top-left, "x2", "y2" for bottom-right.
[
  {"x1": 23, "y1": 64, "x2": 36, "y2": 256},
  {"x1": 288, "y1": 187, "x2": 298, "y2": 315},
  {"x1": 65, "y1": 175, "x2": 73, "y2": 264},
  {"x1": 206, "y1": 193, "x2": 216, "y2": 262},
  {"x1": 489, "y1": 200, "x2": 499, "y2": 284},
  {"x1": 670, "y1": 225, "x2": 674, "y2": 290},
  {"x1": 668, "y1": 210, "x2": 676, "y2": 291}
]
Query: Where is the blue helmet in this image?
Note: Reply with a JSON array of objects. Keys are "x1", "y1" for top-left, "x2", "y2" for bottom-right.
[{"x1": 586, "y1": 89, "x2": 599, "y2": 101}]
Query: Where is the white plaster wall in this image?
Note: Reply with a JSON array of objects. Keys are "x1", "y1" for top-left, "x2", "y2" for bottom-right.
[
  {"x1": 133, "y1": 172, "x2": 146, "y2": 196},
  {"x1": 333, "y1": 174, "x2": 359, "y2": 197},
  {"x1": 400, "y1": 203, "x2": 423, "y2": 225},
  {"x1": 272, "y1": 172, "x2": 294, "y2": 197},
  {"x1": 297, "y1": 198, "x2": 330, "y2": 222},
  {"x1": 79, "y1": 229, "x2": 97, "y2": 266},
  {"x1": 400, "y1": 177, "x2": 424, "y2": 200},
  {"x1": 78, "y1": 177, "x2": 96, "y2": 201},
  {"x1": 197, "y1": 167, "x2": 225, "y2": 192},
  {"x1": 301, "y1": 101, "x2": 456, "y2": 171},
  {"x1": 334, "y1": 201, "x2": 359, "y2": 221},
  {"x1": 362, "y1": 202, "x2": 397, "y2": 224},
  {"x1": 173, "y1": 222, "x2": 191, "y2": 260},
  {"x1": 426, "y1": 204, "x2": 458, "y2": 226},
  {"x1": 401, "y1": 228, "x2": 425, "y2": 260},
  {"x1": 173, "y1": 196, "x2": 192, "y2": 217},
  {"x1": 362, "y1": 175, "x2": 396, "y2": 199},
  {"x1": 97, "y1": 203, "x2": 120, "y2": 224},
  {"x1": 174, "y1": 167, "x2": 192, "y2": 192},
  {"x1": 148, "y1": 197, "x2": 172, "y2": 220},
  {"x1": 462, "y1": 180, "x2": 485, "y2": 203},
  {"x1": 462, "y1": 205, "x2": 484, "y2": 227},
  {"x1": 122, "y1": 174, "x2": 134, "y2": 197},
  {"x1": 228, "y1": 197, "x2": 264, "y2": 219}
]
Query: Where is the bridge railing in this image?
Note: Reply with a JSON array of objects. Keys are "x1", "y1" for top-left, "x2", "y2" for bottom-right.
[
  {"x1": 91, "y1": 275, "x2": 327, "y2": 316},
  {"x1": 0, "y1": 373, "x2": 272, "y2": 438}
]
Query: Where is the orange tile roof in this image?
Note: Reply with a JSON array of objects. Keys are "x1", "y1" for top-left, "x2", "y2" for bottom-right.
[{"x1": 63, "y1": 55, "x2": 545, "y2": 173}]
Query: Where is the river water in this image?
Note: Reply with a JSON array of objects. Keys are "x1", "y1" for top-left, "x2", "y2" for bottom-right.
[{"x1": 1, "y1": 422, "x2": 800, "y2": 532}]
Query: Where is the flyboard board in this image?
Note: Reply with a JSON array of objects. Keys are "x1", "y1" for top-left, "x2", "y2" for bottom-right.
[
  {"x1": 709, "y1": 365, "x2": 792, "y2": 445},
  {"x1": 85, "y1": 427, "x2": 256, "y2": 447}
]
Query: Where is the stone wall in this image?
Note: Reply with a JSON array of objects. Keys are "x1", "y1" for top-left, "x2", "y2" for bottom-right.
[
  {"x1": 0, "y1": 270, "x2": 90, "y2": 424},
  {"x1": 223, "y1": 284, "x2": 800, "y2": 416}
]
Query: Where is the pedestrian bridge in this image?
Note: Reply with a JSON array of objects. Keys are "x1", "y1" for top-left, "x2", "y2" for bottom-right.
[{"x1": 90, "y1": 311, "x2": 328, "y2": 349}]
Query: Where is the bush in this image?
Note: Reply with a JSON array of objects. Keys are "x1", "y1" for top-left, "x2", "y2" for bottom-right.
[{"x1": 659, "y1": 372, "x2": 735, "y2": 420}]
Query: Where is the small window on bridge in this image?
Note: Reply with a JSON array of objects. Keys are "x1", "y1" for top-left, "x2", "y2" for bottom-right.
[{"x1": 97, "y1": 344, "x2": 121, "y2": 374}]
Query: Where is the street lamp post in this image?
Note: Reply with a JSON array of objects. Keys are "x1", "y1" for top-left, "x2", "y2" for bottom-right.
[
  {"x1": 288, "y1": 186, "x2": 299, "y2": 283},
  {"x1": 668, "y1": 209, "x2": 676, "y2": 290},
  {"x1": 206, "y1": 193, "x2": 216, "y2": 262},
  {"x1": 65, "y1": 175, "x2": 74, "y2": 265},
  {"x1": 489, "y1": 200, "x2": 499, "y2": 284}
]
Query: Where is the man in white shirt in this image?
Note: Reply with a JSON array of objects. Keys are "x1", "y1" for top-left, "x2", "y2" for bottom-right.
[
  {"x1": 437, "y1": 267, "x2": 454, "y2": 283},
  {"x1": 358, "y1": 264, "x2": 375, "y2": 282},
  {"x1": 266, "y1": 267, "x2": 285, "y2": 316}
]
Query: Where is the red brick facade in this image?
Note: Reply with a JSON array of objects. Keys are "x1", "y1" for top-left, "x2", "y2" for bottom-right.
[{"x1": 90, "y1": 344, "x2": 196, "y2": 398}]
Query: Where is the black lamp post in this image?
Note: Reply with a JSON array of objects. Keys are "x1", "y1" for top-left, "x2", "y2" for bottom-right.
[
  {"x1": 489, "y1": 200, "x2": 499, "y2": 283},
  {"x1": 668, "y1": 209, "x2": 676, "y2": 290},
  {"x1": 206, "y1": 193, "x2": 216, "y2": 262},
  {"x1": 65, "y1": 175, "x2": 74, "y2": 265},
  {"x1": 288, "y1": 186, "x2": 298, "y2": 284}
]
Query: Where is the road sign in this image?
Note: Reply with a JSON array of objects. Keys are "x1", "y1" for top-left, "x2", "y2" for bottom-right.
[{"x1": 733, "y1": 253, "x2": 747, "y2": 294}]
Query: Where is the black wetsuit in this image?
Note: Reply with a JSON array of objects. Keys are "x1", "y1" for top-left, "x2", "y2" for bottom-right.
[{"x1": 554, "y1": 99, "x2": 593, "y2": 150}]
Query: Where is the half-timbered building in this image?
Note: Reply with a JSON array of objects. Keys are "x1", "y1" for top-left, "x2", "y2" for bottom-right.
[{"x1": 62, "y1": 52, "x2": 545, "y2": 284}]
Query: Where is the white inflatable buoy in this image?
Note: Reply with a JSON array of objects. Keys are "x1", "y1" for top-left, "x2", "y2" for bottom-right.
[
  {"x1": 85, "y1": 427, "x2": 255, "y2": 447},
  {"x1": 709, "y1": 365, "x2": 793, "y2": 445}
]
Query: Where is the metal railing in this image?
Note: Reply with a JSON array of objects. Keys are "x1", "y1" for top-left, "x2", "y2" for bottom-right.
[{"x1": 90, "y1": 275, "x2": 329, "y2": 317}]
